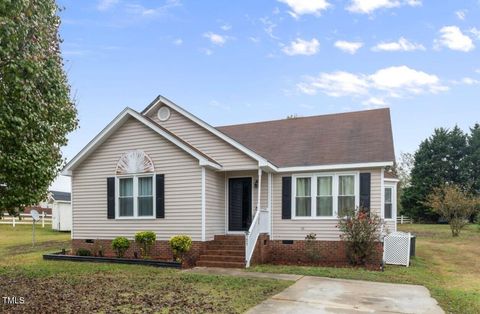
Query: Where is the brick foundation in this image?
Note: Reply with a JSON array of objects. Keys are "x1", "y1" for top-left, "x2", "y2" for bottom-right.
[
  {"x1": 251, "y1": 238, "x2": 383, "y2": 267},
  {"x1": 71, "y1": 239, "x2": 207, "y2": 267}
]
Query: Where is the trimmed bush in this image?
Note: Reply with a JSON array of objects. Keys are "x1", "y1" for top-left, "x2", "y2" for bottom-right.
[
  {"x1": 169, "y1": 235, "x2": 192, "y2": 262},
  {"x1": 76, "y1": 248, "x2": 92, "y2": 256},
  {"x1": 112, "y1": 236, "x2": 130, "y2": 258},
  {"x1": 135, "y1": 231, "x2": 156, "y2": 258}
]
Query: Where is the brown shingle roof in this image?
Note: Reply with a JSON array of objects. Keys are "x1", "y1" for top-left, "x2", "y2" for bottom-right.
[{"x1": 217, "y1": 108, "x2": 395, "y2": 167}]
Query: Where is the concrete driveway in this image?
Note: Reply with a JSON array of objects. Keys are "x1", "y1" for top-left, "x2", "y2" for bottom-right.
[{"x1": 247, "y1": 276, "x2": 444, "y2": 314}]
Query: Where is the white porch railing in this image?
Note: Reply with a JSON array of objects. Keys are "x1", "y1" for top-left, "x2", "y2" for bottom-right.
[{"x1": 245, "y1": 209, "x2": 269, "y2": 267}]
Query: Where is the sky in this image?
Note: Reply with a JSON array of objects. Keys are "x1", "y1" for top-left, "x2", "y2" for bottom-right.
[{"x1": 51, "y1": 0, "x2": 480, "y2": 191}]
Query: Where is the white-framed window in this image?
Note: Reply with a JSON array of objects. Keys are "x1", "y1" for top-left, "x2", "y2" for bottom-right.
[
  {"x1": 384, "y1": 185, "x2": 395, "y2": 220},
  {"x1": 295, "y1": 177, "x2": 312, "y2": 216},
  {"x1": 292, "y1": 172, "x2": 359, "y2": 219},
  {"x1": 116, "y1": 174, "x2": 155, "y2": 219},
  {"x1": 316, "y1": 176, "x2": 333, "y2": 216}
]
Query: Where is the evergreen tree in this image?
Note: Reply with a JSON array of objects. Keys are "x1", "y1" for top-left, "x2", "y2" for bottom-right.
[
  {"x1": 401, "y1": 127, "x2": 468, "y2": 221},
  {"x1": 464, "y1": 124, "x2": 480, "y2": 195}
]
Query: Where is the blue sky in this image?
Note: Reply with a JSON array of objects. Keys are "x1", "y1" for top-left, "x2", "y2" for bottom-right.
[{"x1": 52, "y1": 0, "x2": 480, "y2": 190}]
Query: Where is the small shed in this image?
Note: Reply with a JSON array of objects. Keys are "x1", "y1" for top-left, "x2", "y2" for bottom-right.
[{"x1": 50, "y1": 191, "x2": 72, "y2": 231}]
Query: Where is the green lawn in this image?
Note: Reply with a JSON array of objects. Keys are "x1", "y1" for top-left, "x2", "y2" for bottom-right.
[
  {"x1": 0, "y1": 225, "x2": 291, "y2": 313},
  {"x1": 250, "y1": 224, "x2": 480, "y2": 314}
]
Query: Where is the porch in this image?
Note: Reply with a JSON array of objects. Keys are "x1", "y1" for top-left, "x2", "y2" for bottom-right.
[{"x1": 199, "y1": 168, "x2": 272, "y2": 268}]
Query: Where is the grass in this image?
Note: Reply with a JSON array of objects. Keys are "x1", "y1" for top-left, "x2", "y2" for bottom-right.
[
  {"x1": 0, "y1": 225, "x2": 291, "y2": 313},
  {"x1": 249, "y1": 224, "x2": 480, "y2": 314}
]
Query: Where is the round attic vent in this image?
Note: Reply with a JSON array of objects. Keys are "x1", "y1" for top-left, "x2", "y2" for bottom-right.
[{"x1": 157, "y1": 106, "x2": 171, "y2": 121}]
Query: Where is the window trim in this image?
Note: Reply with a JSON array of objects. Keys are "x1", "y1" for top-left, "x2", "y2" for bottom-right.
[
  {"x1": 291, "y1": 171, "x2": 359, "y2": 220},
  {"x1": 383, "y1": 183, "x2": 396, "y2": 221},
  {"x1": 115, "y1": 173, "x2": 156, "y2": 219}
]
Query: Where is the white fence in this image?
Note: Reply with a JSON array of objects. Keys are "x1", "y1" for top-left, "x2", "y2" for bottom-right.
[
  {"x1": 397, "y1": 215, "x2": 413, "y2": 224},
  {"x1": 0, "y1": 212, "x2": 52, "y2": 228}
]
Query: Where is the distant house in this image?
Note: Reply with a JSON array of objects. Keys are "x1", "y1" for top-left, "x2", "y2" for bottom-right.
[{"x1": 62, "y1": 95, "x2": 398, "y2": 267}]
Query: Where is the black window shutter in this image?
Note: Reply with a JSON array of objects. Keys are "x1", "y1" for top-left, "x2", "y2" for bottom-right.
[
  {"x1": 156, "y1": 174, "x2": 165, "y2": 218},
  {"x1": 282, "y1": 176, "x2": 292, "y2": 219},
  {"x1": 107, "y1": 177, "x2": 115, "y2": 219},
  {"x1": 360, "y1": 173, "x2": 371, "y2": 212}
]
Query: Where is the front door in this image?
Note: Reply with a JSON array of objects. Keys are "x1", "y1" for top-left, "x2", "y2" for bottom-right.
[{"x1": 228, "y1": 177, "x2": 252, "y2": 232}]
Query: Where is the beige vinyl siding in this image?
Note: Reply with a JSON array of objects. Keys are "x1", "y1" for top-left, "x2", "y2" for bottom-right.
[
  {"x1": 72, "y1": 117, "x2": 202, "y2": 241},
  {"x1": 271, "y1": 168, "x2": 383, "y2": 241},
  {"x1": 205, "y1": 169, "x2": 225, "y2": 240},
  {"x1": 147, "y1": 107, "x2": 257, "y2": 170},
  {"x1": 385, "y1": 220, "x2": 397, "y2": 233}
]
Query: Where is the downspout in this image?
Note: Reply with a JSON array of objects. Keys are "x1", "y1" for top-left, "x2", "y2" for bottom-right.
[{"x1": 201, "y1": 167, "x2": 206, "y2": 241}]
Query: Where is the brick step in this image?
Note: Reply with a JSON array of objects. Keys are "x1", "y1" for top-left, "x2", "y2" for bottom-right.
[
  {"x1": 208, "y1": 240, "x2": 245, "y2": 246},
  {"x1": 214, "y1": 235, "x2": 245, "y2": 241},
  {"x1": 196, "y1": 260, "x2": 246, "y2": 268},
  {"x1": 202, "y1": 249, "x2": 245, "y2": 257},
  {"x1": 198, "y1": 255, "x2": 245, "y2": 262},
  {"x1": 206, "y1": 244, "x2": 245, "y2": 251}
]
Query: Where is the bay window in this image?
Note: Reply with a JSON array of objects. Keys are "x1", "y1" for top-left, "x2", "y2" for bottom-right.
[
  {"x1": 293, "y1": 173, "x2": 358, "y2": 218},
  {"x1": 117, "y1": 175, "x2": 155, "y2": 218}
]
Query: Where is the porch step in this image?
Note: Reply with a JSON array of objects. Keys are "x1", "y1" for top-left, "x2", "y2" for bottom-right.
[
  {"x1": 203, "y1": 249, "x2": 244, "y2": 256},
  {"x1": 197, "y1": 235, "x2": 247, "y2": 268},
  {"x1": 196, "y1": 260, "x2": 246, "y2": 268},
  {"x1": 198, "y1": 255, "x2": 245, "y2": 262},
  {"x1": 206, "y1": 244, "x2": 245, "y2": 251}
]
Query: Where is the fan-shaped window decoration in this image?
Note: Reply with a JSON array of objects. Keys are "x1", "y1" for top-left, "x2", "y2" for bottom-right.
[{"x1": 116, "y1": 150, "x2": 154, "y2": 175}]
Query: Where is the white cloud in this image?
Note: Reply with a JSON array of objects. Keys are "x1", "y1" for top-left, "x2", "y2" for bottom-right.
[
  {"x1": 249, "y1": 36, "x2": 261, "y2": 43},
  {"x1": 97, "y1": 0, "x2": 119, "y2": 11},
  {"x1": 282, "y1": 38, "x2": 320, "y2": 56},
  {"x1": 470, "y1": 27, "x2": 480, "y2": 39},
  {"x1": 297, "y1": 71, "x2": 369, "y2": 96},
  {"x1": 372, "y1": 37, "x2": 425, "y2": 52},
  {"x1": 259, "y1": 17, "x2": 279, "y2": 39},
  {"x1": 203, "y1": 32, "x2": 228, "y2": 46},
  {"x1": 435, "y1": 26, "x2": 474, "y2": 52},
  {"x1": 200, "y1": 48, "x2": 213, "y2": 56},
  {"x1": 173, "y1": 38, "x2": 183, "y2": 45},
  {"x1": 455, "y1": 10, "x2": 467, "y2": 20},
  {"x1": 125, "y1": 0, "x2": 181, "y2": 17},
  {"x1": 369, "y1": 66, "x2": 446, "y2": 94},
  {"x1": 297, "y1": 65, "x2": 447, "y2": 104},
  {"x1": 461, "y1": 77, "x2": 480, "y2": 85},
  {"x1": 334, "y1": 41, "x2": 363, "y2": 54},
  {"x1": 347, "y1": 0, "x2": 421, "y2": 14},
  {"x1": 278, "y1": 0, "x2": 331, "y2": 18},
  {"x1": 362, "y1": 97, "x2": 386, "y2": 107},
  {"x1": 221, "y1": 24, "x2": 232, "y2": 31}
]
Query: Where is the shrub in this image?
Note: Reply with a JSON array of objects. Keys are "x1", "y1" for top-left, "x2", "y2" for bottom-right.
[
  {"x1": 424, "y1": 184, "x2": 480, "y2": 237},
  {"x1": 337, "y1": 208, "x2": 383, "y2": 266},
  {"x1": 169, "y1": 235, "x2": 192, "y2": 262},
  {"x1": 76, "y1": 248, "x2": 92, "y2": 256},
  {"x1": 112, "y1": 236, "x2": 130, "y2": 258},
  {"x1": 305, "y1": 233, "x2": 320, "y2": 262},
  {"x1": 135, "y1": 231, "x2": 156, "y2": 258}
]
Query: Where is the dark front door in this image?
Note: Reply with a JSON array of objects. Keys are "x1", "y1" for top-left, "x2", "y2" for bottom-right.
[{"x1": 228, "y1": 177, "x2": 252, "y2": 232}]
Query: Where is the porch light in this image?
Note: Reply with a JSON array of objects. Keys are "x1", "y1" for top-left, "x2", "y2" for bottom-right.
[{"x1": 254, "y1": 180, "x2": 258, "y2": 188}]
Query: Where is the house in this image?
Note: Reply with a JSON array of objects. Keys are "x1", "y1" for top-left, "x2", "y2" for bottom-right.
[
  {"x1": 62, "y1": 95, "x2": 398, "y2": 267},
  {"x1": 24, "y1": 190, "x2": 71, "y2": 217}
]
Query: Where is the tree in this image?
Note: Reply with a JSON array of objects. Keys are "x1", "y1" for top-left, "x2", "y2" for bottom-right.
[
  {"x1": 424, "y1": 185, "x2": 479, "y2": 237},
  {"x1": 0, "y1": 1, "x2": 78, "y2": 215},
  {"x1": 401, "y1": 127, "x2": 468, "y2": 221},
  {"x1": 391, "y1": 152, "x2": 414, "y2": 214},
  {"x1": 464, "y1": 124, "x2": 480, "y2": 196}
]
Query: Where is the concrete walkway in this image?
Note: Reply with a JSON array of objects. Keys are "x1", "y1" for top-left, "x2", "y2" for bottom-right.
[
  {"x1": 184, "y1": 267, "x2": 444, "y2": 314},
  {"x1": 248, "y1": 276, "x2": 444, "y2": 314}
]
